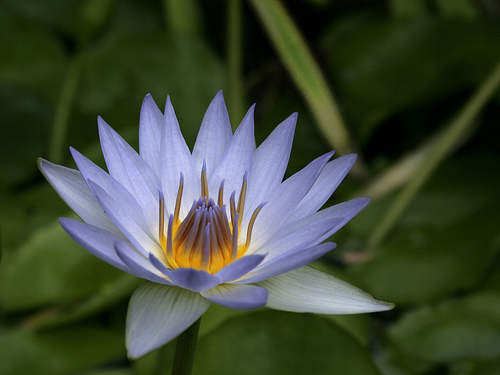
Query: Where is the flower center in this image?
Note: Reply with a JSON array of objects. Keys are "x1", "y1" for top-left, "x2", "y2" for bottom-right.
[{"x1": 158, "y1": 164, "x2": 262, "y2": 274}]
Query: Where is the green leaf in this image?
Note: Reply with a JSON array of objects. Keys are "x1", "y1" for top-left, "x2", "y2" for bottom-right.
[
  {"x1": 0, "y1": 10, "x2": 66, "y2": 101},
  {"x1": 0, "y1": 326, "x2": 124, "y2": 375},
  {"x1": 77, "y1": 31, "x2": 225, "y2": 147},
  {"x1": 388, "y1": 292, "x2": 500, "y2": 367},
  {"x1": 470, "y1": 357, "x2": 500, "y2": 375},
  {"x1": 388, "y1": 0, "x2": 428, "y2": 18},
  {"x1": 436, "y1": 0, "x2": 480, "y2": 19},
  {"x1": 0, "y1": 86, "x2": 53, "y2": 186},
  {"x1": 194, "y1": 310, "x2": 382, "y2": 375},
  {"x1": 321, "y1": 15, "x2": 500, "y2": 143},
  {"x1": 0, "y1": 218, "x2": 123, "y2": 311},
  {"x1": 2, "y1": 0, "x2": 88, "y2": 37},
  {"x1": 347, "y1": 153, "x2": 500, "y2": 305}
]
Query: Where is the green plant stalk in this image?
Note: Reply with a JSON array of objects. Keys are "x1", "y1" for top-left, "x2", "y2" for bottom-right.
[
  {"x1": 248, "y1": 0, "x2": 355, "y2": 158},
  {"x1": 227, "y1": 0, "x2": 245, "y2": 126},
  {"x1": 171, "y1": 318, "x2": 202, "y2": 375},
  {"x1": 49, "y1": 53, "x2": 84, "y2": 164},
  {"x1": 368, "y1": 58, "x2": 500, "y2": 250}
]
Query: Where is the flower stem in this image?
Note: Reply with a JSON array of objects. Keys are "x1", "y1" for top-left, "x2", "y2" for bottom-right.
[
  {"x1": 171, "y1": 318, "x2": 201, "y2": 375},
  {"x1": 367, "y1": 57, "x2": 500, "y2": 250}
]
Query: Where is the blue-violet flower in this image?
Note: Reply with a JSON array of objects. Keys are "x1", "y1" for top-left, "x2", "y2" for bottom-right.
[{"x1": 39, "y1": 92, "x2": 392, "y2": 358}]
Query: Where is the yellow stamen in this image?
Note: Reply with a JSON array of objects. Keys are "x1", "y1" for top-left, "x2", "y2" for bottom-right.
[
  {"x1": 173, "y1": 174, "x2": 184, "y2": 227},
  {"x1": 158, "y1": 168, "x2": 262, "y2": 274},
  {"x1": 200, "y1": 162, "x2": 209, "y2": 201}
]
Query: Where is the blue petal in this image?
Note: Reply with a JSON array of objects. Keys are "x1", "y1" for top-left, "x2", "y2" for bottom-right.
[
  {"x1": 114, "y1": 241, "x2": 173, "y2": 285},
  {"x1": 88, "y1": 180, "x2": 161, "y2": 258},
  {"x1": 258, "y1": 266, "x2": 394, "y2": 314},
  {"x1": 201, "y1": 284, "x2": 268, "y2": 310},
  {"x1": 250, "y1": 151, "x2": 334, "y2": 249},
  {"x1": 59, "y1": 218, "x2": 135, "y2": 276},
  {"x1": 39, "y1": 159, "x2": 120, "y2": 235},
  {"x1": 287, "y1": 153, "x2": 358, "y2": 223},
  {"x1": 149, "y1": 254, "x2": 221, "y2": 292},
  {"x1": 253, "y1": 198, "x2": 369, "y2": 260},
  {"x1": 98, "y1": 117, "x2": 161, "y2": 231},
  {"x1": 139, "y1": 94, "x2": 163, "y2": 172},
  {"x1": 126, "y1": 283, "x2": 211, "y2": 358},
  {"x1": 236, "y1": 242, "x2": 336, "y2": 284},
  {"x1": 70, "y1": 147, "x2": 154, "y2": 236},
  {"x1": 192, "y1": 91, "x2": 233, "y2": 176},
  {"x1": 215, "y1": 254, "x2": 266, "y2": 283},
  {"x1": 244, "y1": 113, "x2": 296, "y2": 217}
]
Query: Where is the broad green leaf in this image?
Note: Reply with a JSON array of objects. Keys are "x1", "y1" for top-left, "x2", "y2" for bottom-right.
[
  {"x1": 194, "y1": 310, "x2": 382, "y2": 375},
  {"x1": 436, "y1": 0, "x2": 480, "y2": 19},
  {"x1": 388, "y1": 0, "x2": 428, "y2": 18},
  {"x1": 321, "y1": 15, "x2": 500, "y2": 143},
  {"x1": 77, "y1": 31, "x2": 225, "y2": 147},
  {"x1": 388, "y1": 292, "x2": 500, "y2": 366},
  {"x1": 0, "y1": 86, "x2": 53, "y2": 186},
  {"x1": 0, "y1": 218, "x2": 123, "y2": 311},
  {"x1": 346, "y1": 153, "x2": 500, "y2": 305},
  {"x1": 0, "y1": 326, "x2": 124, "y2": 375},
  {"x1": 0, "y1": 10, "x2": 66, "y2": 101},
  {"x1": 470, "y1": 357, "x2": 500, "y2": 375}
]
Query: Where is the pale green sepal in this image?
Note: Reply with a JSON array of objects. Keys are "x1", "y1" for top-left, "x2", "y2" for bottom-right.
[
  {"x1": 258, "y1": 266, "x2": 394, "y2": 314},
  {"x1": 126, "y1": 282, "x2": 211, "y2": 358}
]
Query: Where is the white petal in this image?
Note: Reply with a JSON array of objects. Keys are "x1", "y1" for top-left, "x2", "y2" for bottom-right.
[
  {"x1": 126, "y1": 283, "x2": 210, "y2": 358},
  {"x1": 208, "y1": 105, "x2": 255, "y2": 205},
  {"x1": 38, "y1": 159, "x2": 120, "y2": 236},
  {"x1": 258, "y1": 266, "x2": 393, "y2": 314},
  {"x1": 139, "y1": 94, "x2": 163, "y2": 172},
  {"x1": 160, "y1": 97, "x2": 198, "y2": 216},
  {"x1": 245, "y1": 113, "x2": 296, "y2": 217},
  {"x1": 192, "y1": 91, "x2": 232, "y2": 175}
]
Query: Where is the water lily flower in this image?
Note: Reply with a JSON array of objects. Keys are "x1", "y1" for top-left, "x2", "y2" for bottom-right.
[{"x1": 39, "y1": 91, "x2": 392, "y2": 358}]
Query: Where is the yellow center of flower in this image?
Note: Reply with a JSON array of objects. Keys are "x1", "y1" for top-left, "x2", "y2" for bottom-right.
[{"x1": 158, "y1": 166, "x2": 262, "y2": 274}]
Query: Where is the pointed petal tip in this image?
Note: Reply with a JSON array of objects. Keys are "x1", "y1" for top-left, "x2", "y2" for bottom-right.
[
  {"x1": 37, "y1": 157, "x2": 48, "y2": 172},
  {"x1": 371, "y1": 299, "x2": 395, "y2": 312}
]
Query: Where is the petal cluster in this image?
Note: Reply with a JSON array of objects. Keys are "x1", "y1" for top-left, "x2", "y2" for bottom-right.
[{"x1": 39, "y1": 91, "x2": 392, "y2": 358}]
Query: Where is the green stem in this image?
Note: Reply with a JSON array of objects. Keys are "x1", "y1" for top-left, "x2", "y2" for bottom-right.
[
  {"x1": 367, "y1": 58, "x2": 500, "y2": 250},
  {"x1": 49, "y1": 52, "x2": 84, "y2": 164},
  {"x1": 248, "y1": 0, "x2": 365, "y2": 175},
  {"x1": 171, "y1": 318, "x2": 202, "y2": 375},
  {"x1": 226, "y1": 0, "x2": 245, "y2": 126}
]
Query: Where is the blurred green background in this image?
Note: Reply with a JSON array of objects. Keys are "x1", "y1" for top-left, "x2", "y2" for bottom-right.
[{"x1": 1, "y1": 0, "x2": 500, "y2": 374}]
